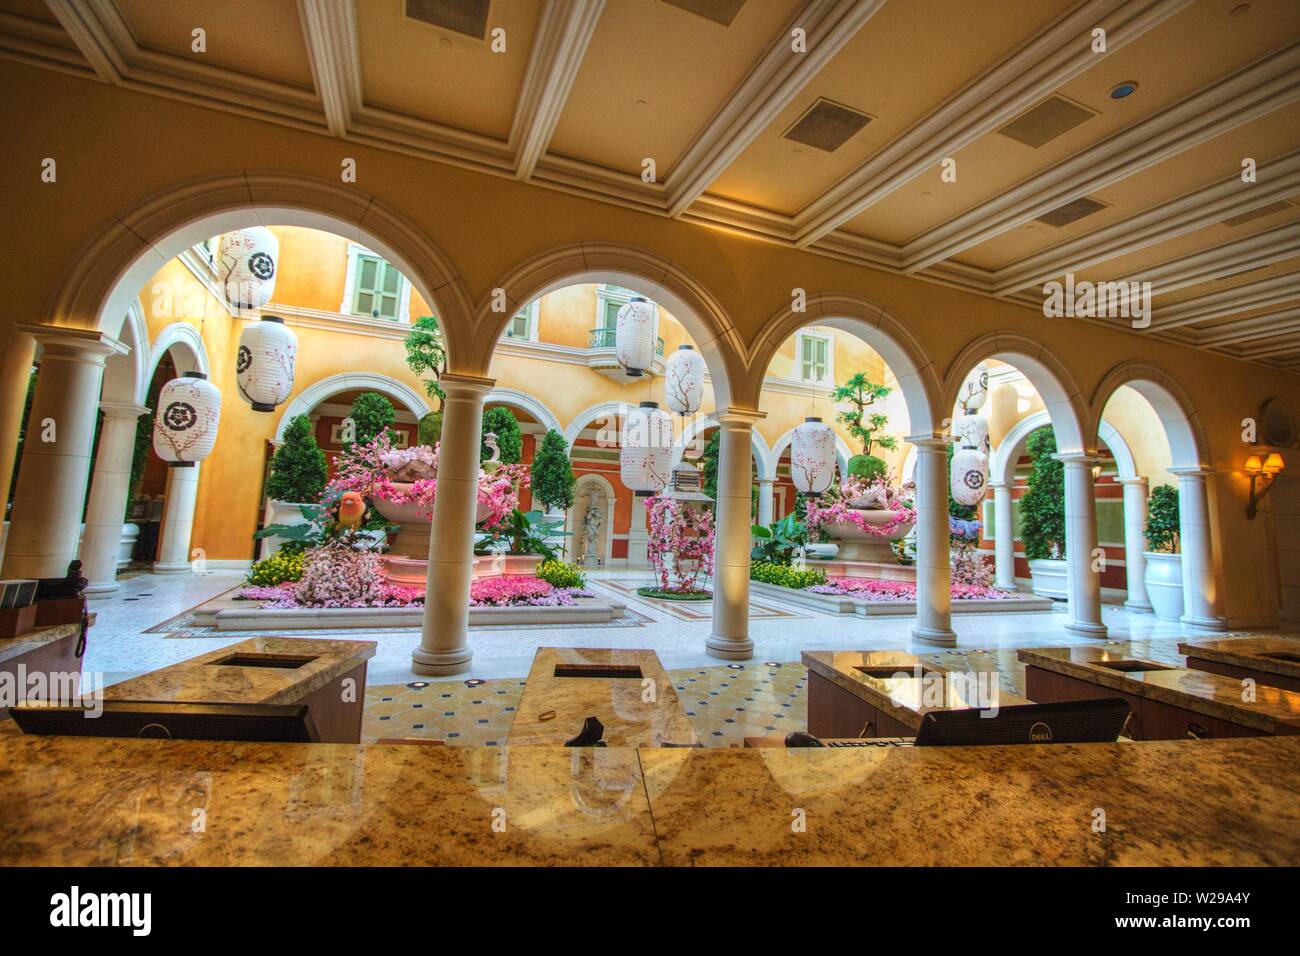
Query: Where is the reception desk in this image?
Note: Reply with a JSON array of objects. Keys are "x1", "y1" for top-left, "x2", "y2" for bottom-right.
[
  {"x1": 1178, "y1": 636, "x2": 1300, "y2": 693},
  {"x1": 0, "y1": 622, "x2": 86, "y2": 715}
]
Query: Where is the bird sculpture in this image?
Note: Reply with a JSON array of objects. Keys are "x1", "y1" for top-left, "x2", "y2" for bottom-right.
[{"x1": 337, "y1": 491, "x2": 366, "y2": 530}]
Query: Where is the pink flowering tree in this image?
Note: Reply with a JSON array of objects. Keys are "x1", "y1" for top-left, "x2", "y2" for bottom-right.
[{"x1": 645, "y1": 497, "x2": 715, "y2": 593}]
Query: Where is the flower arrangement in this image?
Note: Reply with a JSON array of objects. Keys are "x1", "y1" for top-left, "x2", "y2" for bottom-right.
[
  {"x1": 295, "y1": 540, "x2": 387, "y2": 606},
  {"x1": 806, "y1": 497, "x2": 916, "y2": 538},
  {"x1": 468, "y1": 575, "x2": 592, "y2": 607},
  {"x1": 645, "y1": 496, "x2": 715, "y2": 594},
  {"x1": 808, "y1": 577, "x2": 1021, "y2": 602}
]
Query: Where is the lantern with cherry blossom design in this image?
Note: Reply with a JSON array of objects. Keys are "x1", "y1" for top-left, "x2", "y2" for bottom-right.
[
  {"x1": 218, "y1": 227, "x2": 278, "y2": 312},
  {"x1": 664, "y1": 344, "x2": 705, "y2": 415},
  {"x1": 615, "y1": 296, "x2": 656, "y2": 376},
  {"x1": 790, "y1": 417, "x2": 837, "y2": 497},
  {"x1": 153, "y1": 372, "x2": 221, "y2": 467},
  {"x1": 236, "y1": 315, "x2": 297, "y2": 412},
  {"x1": 620, "y1": 401, "x2": 673, "y2": 496}
]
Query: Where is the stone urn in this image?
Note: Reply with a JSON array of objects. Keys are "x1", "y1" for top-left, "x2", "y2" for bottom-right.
[
  {"x1": 821, "y1": 508, "x2": 915, "y2": 563},
  {"x1": 374, "y1": 481, "x2": 490, "y2": 558}
]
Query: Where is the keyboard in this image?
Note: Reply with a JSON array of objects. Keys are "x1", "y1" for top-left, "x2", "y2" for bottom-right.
[{"x1": 824, "y1": 737, "x2": 915, "y2": 748}]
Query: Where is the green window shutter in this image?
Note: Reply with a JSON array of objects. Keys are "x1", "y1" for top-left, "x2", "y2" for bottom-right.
[
  {"x1": 353, "y1": 255, "x2": 401, "y2": 320},
  {"x1": 800, "y1": 336, "x2": 829, "y2": 381},
  {"x1": 602, "y1": 300, "x2": 620, "y2": 329},
  {"x1": 507, "y1": 311, "x2": 530, "y2": 338}
]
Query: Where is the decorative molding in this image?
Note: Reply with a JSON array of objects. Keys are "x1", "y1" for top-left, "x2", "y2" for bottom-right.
[
  {"x1": 297, "y1": 0, "x2": 360, "y2": 137},
  {"x1": 1151, "y1": 272, "x2": 1300, "y2": 331},
  {"x1": 274, "y1": 371, "x2": 430, "y2": 441},
  {"x1": 149, "y1": 321, "x2": 209, "y2": 376}
]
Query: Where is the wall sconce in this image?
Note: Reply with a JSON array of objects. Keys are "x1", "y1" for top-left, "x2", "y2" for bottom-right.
[
  {"x1": 1245, "y1": 452, "x2": 1285, "y2": 519},
  {"x1": 1091, "y1": 463, "x2": 1102, "y2": 481}
]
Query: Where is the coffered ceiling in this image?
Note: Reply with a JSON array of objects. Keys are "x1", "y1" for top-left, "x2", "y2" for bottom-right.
[{"x1": 2, "y1": 0, "x2": 1299, "y2": 372}]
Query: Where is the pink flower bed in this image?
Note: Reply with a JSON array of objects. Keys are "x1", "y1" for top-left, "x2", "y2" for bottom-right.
[
  {"x1": 237, "y1": 575, "x2": 589, "y2": 609},
  {"x1": 468, "y1": 576, "x2": 591, "y2": 607},
  {"x1": 808, "y1": 577, "x2": 1024, "y2": 602}
]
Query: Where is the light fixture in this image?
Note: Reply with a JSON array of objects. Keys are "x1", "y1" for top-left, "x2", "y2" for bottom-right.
[
  {"x1": 218, "y1": 227, "x2": 278, "y2": 312},
  {"x1": 664, "y1": 344, "x2": 705, "y2": 415},
  {"x1": 620, "y1": 401, "x2": 673, "y2": 496},
  {"x1": 790, "y1": 417, "x2": 837, "y2": 497},
  {"x1": 1246, "y1": 451, "x2": 1285, "y2": 519},
  {"x1": 1109, "y1": 81, "x2": 1139, "y2": 100},
  {"x1": 614, "y1": 296, "x2": 656, "y2": 377},
  {"x1": 236, "y1": 315, "x2": 297, "y2": 412},
  {"x1": 1091, "y1": 463, "x2": 1102, "y2": 481},
  {"x1": 153, "y1": 372, "x2": 221, "y2": 467}
]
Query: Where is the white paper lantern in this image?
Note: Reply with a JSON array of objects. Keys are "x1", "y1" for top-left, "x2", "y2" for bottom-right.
[
  {"x1": 790, "y1": 417, "x2": 837, "y2": 496},
  {"x1": 951, "y1": 445, "x2": 988, "y2": 507},
  {"x1": 957, "y1": 362, "x2": 989, "y2": 412},
  {"x1": 664, "y1": 344, "x2": 705, "y2": 415},
  {"x1": 218, "y1": 227, "x2": 278, "y2": 312},
  {"x1": 236, "y1": 315, "x2": 297, "y2": 412},
  {"x1": 952, "y1": 413, "x2": 990, "y2": 454},
  {"x1": 153, "y1": 372, "x2": 221, "y2": 467},
  {"x1": 620, "y1": 401, "x2": 673, "y2": 496},
  {"x1": 615, "y1": 296, "x2": 656, "y2": 376}
]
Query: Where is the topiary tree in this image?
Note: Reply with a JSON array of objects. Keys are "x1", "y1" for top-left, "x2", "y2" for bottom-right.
[
  {"x1": 417, "y1": 411, "x2": 443, "y2": 448},
  {"x1": 347, "y1": 392, "x2": 395, "y2": 447},
  {"x1": 833, "y1": 372, "x2": 898, "y2": 481},
  {"x1": 1019, "y1": 426, "x2": 1065, "y2": 560},
  {"x1": 1145, "y1": 483, "x2": 1180, "y2": 553},
  {"x1": 266, "y1": 414, "x2": 328, "y2": 503},
  {"x1": 126, "y1": 410, "x2": 153, "y2": 518},
  {"x1": 481, "y1": 406, "x2": 522, "y2": 464},
  {"x1": 530, "y1": 429, "x2": 576, "y2": 512},
  {"x1": 701, "y1": 430, "x2": 720, "y2": 499},
  {"x1": 404, "y1": 315, "x2": 446, "y2": 410}
]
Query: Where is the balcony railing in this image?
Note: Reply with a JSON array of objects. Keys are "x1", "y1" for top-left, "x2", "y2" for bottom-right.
[{"x1": 588, "y1": 327, "x2": 665, "y2": 356}]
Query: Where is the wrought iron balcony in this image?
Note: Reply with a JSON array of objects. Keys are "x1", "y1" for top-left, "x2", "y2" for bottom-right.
[{"x1": 587, "y1": 327, "x2": 665, "y2": 356}]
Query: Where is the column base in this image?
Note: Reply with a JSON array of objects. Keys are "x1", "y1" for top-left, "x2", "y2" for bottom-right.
[
  {"x1": 706, "y1": 634, "x2": 754, "y2": 660},
  {"x1": 1124, "y1": 600, "x2": 1154, "y2": 613},
  {"x1": 911, "y1": 625, "x2": 956, "y2": 647},
  {"x1": 151, "y1": 562, "x2": 193, "y2": 574},
  {"x1": 84, "y1": 581, "x2": 120, "y2": 597},
  {"x1": 994, "y1": 583, "x2": 1019, "y2": 592},
  {"x1": 411, "y1": 645, "x2": 473, "y2": 676},
  {"x1": 1180, "y1": 614, "x2": 1227, "y2": 631},
  {"x1": 1066, "y1": 620, "x2": 1108, "y2": 638}
]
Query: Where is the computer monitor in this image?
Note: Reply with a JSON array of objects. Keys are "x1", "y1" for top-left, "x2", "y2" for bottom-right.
[
  {"x1": 10, "y1": 700, "x2": 319, "y2": 743},
  {"x1": 914, "y1": 698, "x2": 1130, "y2": 747}
]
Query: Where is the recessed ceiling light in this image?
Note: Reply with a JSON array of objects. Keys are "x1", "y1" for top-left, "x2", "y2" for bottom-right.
[{"x1": 1109, "y1": 81, "x2": 1139, "y2": 99}]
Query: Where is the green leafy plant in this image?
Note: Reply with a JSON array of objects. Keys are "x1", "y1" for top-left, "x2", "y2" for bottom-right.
[
  {"x1": 254, "y1": 501, "x2": 391, "y2": 555},
  {"x1": 701, "y1": 430, "x2": 720, "y2": 499},
  {"x1": 750, "y1": 560, "x2": 827, "y2": 590},
  {"x1": 417, "y1": 411, "x2": 443, "y2": 447},
  {"x1": 265, "y1": 414, "x2": 328, "y2": 503},
  {"x1": 1019, "y1": 427, "x2": 1066, "y2": 560},
  {"x1": 750, "y1": 514, "x2": 809, "y2": 565},
  {"x1": 404, "y1": 315, "x2": 446, "y2": 410},
  {"x1": 481, "y1": 406, "x2": 522, "y2": 464},
  {"x1": 530, "y1": 429, "x2": 576, "y2": 511},
  {"x1": 536, "y1": 559, "x2": 586, "y2": 589},
  {"x1": 126, "y1": 409, "x2": 153, "y2": 520},
  {"x1": 1145, "y1": 483, "x2": 1180, "y2": 553},
  {"x1": 6, "y1": 369, "x2": 36, "y2": 513},
  {"x1": 347, "y1": 392, "x2": 395, "y2": 448},
  {"x1": 833, "y1": 372, "x2": 898, "y2": 481},
  {"x1": 480, "y1": 509, "x2": 567, "y2": 559},
  {"x1": 247, "y1": 550, "x2": 304, "y2": 586}
]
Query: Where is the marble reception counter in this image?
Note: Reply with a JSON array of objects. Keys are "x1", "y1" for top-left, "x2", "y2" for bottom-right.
[
  {"x1": 0, "y1": 734, "x2": 1296, "y2": 866},
  {"x1": 1178, "y1": 636, "x2": 1300, "y2": 693}
]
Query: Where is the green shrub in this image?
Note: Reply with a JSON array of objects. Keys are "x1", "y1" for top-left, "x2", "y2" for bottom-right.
[
  {"x1": 531, "y1": 429, "x2": 576, "y2": 511},
  {"x1": 347, "y1": 392, "x2": 395, "y2": 447},
  {"x1": 750, "y1": 560, "x2": 826, "y2": 590},
  {"x1": 536, "y1": 559, "x2": 586, "y2": 589},
  {"x1": 1020, "y1": 427, "x2": 1065, "y2": 560},
  {"x1": 1145, "y1": 483, "x2": 1180, "y2": 553},
  {"x1": 481, "y1": 406, "x2": 522, "y2": 463},
  {"x1": 847, "y1": 453, "x2": 886, "y2": 481},
  {"x1": 247, "y1": 550, "x2": 304, "y2": 586},
  {"x1": 265, "y1": 414, "x2": 327, "y2": 503},
  {"x1": 701, "y1": 430, "x2": 720, "y2": 499},
  {"x1": 417, "y1": 411, "x2": 443, "y2": 447}
]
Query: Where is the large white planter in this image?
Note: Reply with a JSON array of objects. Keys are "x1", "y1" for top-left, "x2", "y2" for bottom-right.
[
  {"x1": 260, "y1": 499, "x2": 314, "y2": 560},
  {"x1": 1143, "y1": 551, "x2": 1184, "y2": 621},
  {"x1": 822, "y1": 508, "x2": 915, "y2": 563},
  {"x1": 1028, "y1": 558, "x2": 1069, "y2": 600}
]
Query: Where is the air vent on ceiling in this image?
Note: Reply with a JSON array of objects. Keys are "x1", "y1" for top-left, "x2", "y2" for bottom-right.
[
  {"x1": 662, "y1": 0, "x2": 747, "y2": 26},
  {"x1": 782, "y1": 98, "x2": 873, "y2": 153},
  {"x1": 997, "y1": 95, "x2": 1097, "y2": 149},
  {"x1": 1221, "y1": 200, "x2": 1293, "y2": 227},
  {"x1": 1034, "y1": 196, "x2": 1109, "y2": 228},
  {"x1": 405, "y1": 0, "x2": 490, "y2": 40}
]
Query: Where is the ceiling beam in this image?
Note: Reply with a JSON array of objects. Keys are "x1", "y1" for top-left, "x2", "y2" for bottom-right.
[
  {"x1": 992, "y1": 150, "x2": 1300, "y2": 295},
  {"x1": 44, "y1": 0, "x2": 123, "y2": 82},
  {"x1": 793, "y1": 0, "x2": 1193, "y2": 247},
  {"x1": 1236, "y1": 336, "x2": 1300, "y2": 359},
  {"x1": 899, "y1": 41, "x2": 1300, "y2": 273},
  {"x1": 511, "y1": 0, "x2": 606, "y2": 182},
  {"x1": 1150, "y1": 272, "x2": 1300, "y2": 331},
  {"x1": 665, "y1": 0, "x2": 884, "y2": 218},
  {"x1": 1129, "y1": 222, "x2": 1300, "y2": 298},
  {"x1": 1195, "y1": 307, "x2": 1300, "y2": 346},
  {"x1": 298, "y1": 0, "x2": 361, "y2": 137}
]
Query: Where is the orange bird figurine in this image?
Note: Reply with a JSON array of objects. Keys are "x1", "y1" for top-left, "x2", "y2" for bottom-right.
[{"x1": 337, "y1": 492, "x2": 366, "y2": 530}]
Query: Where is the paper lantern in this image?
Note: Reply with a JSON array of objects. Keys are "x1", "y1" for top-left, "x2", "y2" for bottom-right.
[
  {"x1": 218, "y1": 227, "x2": 278, "y2": 312},
  {"x1": 620, "y1": 401, "x2": 673, "y2": 496},
  {"x1": 664, "y1": 344, "x2": 705, "y2": 415},
  {"x1": 952, "y1": 413, "x2": 990, "y2": 454},
  {"x1": 153, "y1": 372, "x2": 221, "y2": 467},
  {"x1": 951, "y1": 445, "x2": 988, "y2": 507},
  {"x1": 790, "y1": 417, "x2": 837, "y2": 496},
  {"x1": 615, "y1": 296, "x2": 656, "y2": 377},
  {"x1": 957, "y1": 362, "x2": 989, "y2": 412},
  {"x1": 236, "y1": 315, "x2": 296, "y2": 412}
]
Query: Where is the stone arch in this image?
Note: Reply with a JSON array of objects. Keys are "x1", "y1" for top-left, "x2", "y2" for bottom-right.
[
  {"x1": 150, "y1": 321, "x2": 210, "y2": 377},
  {"x1": 1090, "y1": 361, "x2": 1209, "y2": 470},
  {"x1": 484, "y1": 386, "x2": 563, "y2": 436},
  {"x1": 991, "y1": 409, "x2": 1138, "y2": 486},
  {"x1": 274, "y1": 372, "x2": 431, "y2": 441},
  {"x1": 467, "y1": 242, "x2": 746, "y2": 409},
  {"x1": 102, "y1": 298, "x2": 150, "y2": 406},
  {"x1": 672, "y1": 413, "x2": 775, "y2": 479},
  {"x1": 563, "y1": 401, "x2": 627, "y2": 450},
  {"x1": 769, "y1": 425, "x2": 852, "y2": 482},
  {"x1": 566, "y1": 472, "x2": 617, "y2": 566}
]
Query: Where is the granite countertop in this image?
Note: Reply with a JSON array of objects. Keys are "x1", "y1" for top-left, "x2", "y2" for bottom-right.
[
  {"x1": 103, "y1": 637, "x2": 377, "y2": 706},
  {"x1": 0, "y1": 623, "x2": 81, "y2": 665},
  {"x1": 1, "y1": 734, "x2": 1296, "y2": 866},
  {"x1": 1018, "y1": 646, "x2": 1300, "y2": 735},
  {"x1": 1178, "y1": 635, "x2": 1300, "y2": 681},
  {"x1": 508, "y1": 647, "x2": 697, "y2": 747},
  {"x1": 802, "y1": 650, "x2": 1026, "y2": 731}
]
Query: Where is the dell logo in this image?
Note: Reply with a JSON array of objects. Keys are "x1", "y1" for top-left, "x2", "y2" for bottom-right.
[{"x1": 1028, "y1": 721, "x2": 1053, "y2": 743}]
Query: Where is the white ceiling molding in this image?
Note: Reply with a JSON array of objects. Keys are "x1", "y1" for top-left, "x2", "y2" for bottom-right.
[
  {"x1": 297, "y1": 0, "x2": 361, "y2": 137},
  {"x1": 1151, "y1": 273, "x2": 1300, "y2": 331},
  {"x1": 665, "y1": 0, "x2": 885, "y2": 218},
  {"x1": 899, "y1": 41, "x2": 1300, "y2": 273},
  {"x1": 792, "y1": 0, "x2": 1193, "y2": 247},
  {"x1": 1195, "y1": 307, "x2": 1300, "y2": 347},
  {"x1": 993, "y1": 149, "x2": 1300, "y2": 294},
  {"x1": 1122, "y1": 222, "x2": 1300, "y2": 300},
  {"x1": 510, "y1": 0, "x2": 607, "y2": 182},
  {"x1": 0, "y1": 8, "x2": 98, "y2": 81},
  {"x1": 1236, "y1": 336, "x2": 1300, "y2": 359}
]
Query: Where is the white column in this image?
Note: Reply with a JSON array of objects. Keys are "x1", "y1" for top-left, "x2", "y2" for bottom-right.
[
  {"x1": 1059, "y1": 453, "x2": 1107, "y2": 637},
  {"x1": 413, "y1": 373, "x2": 494, "y2": 676},
  {"x1": 81, "y1": 402, "x2": 149, "y2": 594},
  {"x1": 909, "y1": 435, "x2": 955, "y2": 646},
  {"x1": 0, "y1": 329, "x2": 36, "y2": 562},
  {"x1": 708, "y1": 409, "x2": 763, "y2": 661},
  {"x1": 1171, "y1": 466, "x2": 1225, "y2": 630},
  {"x1": 2, "y1": 326, "x2": 125, "y2": 580},
  {"x1": 153, "y1": 464, "x2": 200, "y2": 572},
  {"x1": 627, "y1": 495, "x2": 649, "y2": 568},
  {"x1": 756, "y1": 477, "x2": 775, "y2": 527},
  {"x1": 1118, "y1": 476, "x2": 1152, "y2": 612},
  {"x1": 989, "y1": 480, "x2": 1016, "y2": 590}
]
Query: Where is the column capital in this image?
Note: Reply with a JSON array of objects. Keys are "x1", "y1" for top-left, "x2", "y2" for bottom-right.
[
  {"x1": 1169, "y1": 465, "x2": 1215, "y2": 478},
  {"x1": 987, "y1": 479, "x2": 1008, "y2": 490},
  {"x1": 439, "y1": 372, "x2": 495, "y2": 399},
  {"x1": 756, "y1": 476, "x2": 775, "y2": 485},
  {"x1": 99, "y1": 401, "x2": 150, "y2": 420},
  {"x1": 18, "y1": 324, "x2": 127, "y2": 361},
  {"x1": 1052, "y1": 451, "x2": 1102, "y2": 465},
  {"x1": 716, "y1": 407, "x2": 765, "y2": 429},
  {"x1": 905, "y1": 432, "x2": 949, "y2": 448},
  {"x1": 1116, "y1": 475, "x2": 1149, "y2": 486}
]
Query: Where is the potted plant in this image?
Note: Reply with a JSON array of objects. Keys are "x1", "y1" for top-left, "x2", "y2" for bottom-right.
[
  {"x1": 405, "y1": 315, "x2": 446, "y2": 445},
  {"x1": 260, "y1": 413, "x2": 328, "y2": 559},
  {"x1": 1143, "y1": 483, "x2": 1183, "y2": 620},
  {"x1": 529, "y1": 428, "x2": 576, "y2": 521},
  {"x1": 833, "y1": 372, "x2": 899, "y2": 481},
  {"x1": 477, "y1": 508, "x2": 568, "y2": 576},
  {"x1": 1020, "y1": 427, "x2": 1068, "y2": 599},
  {"x1": 750, "y1": 513, "x2": 809, "y2": 565}
]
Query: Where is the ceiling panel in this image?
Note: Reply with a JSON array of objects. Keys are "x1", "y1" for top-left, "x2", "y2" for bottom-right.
[
  {"x1": 1153, "y1": 254, "x2": 1300, "y2": 306},
  {"x1": 0, "y1": 0, "x2": 58, "y2": 23}
]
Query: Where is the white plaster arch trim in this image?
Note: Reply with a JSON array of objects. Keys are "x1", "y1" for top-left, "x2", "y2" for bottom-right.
[
  {"x1": 102, "y1": 297, "x2": 151, "y2": 405},
  {"x1": 670, "y1": 413, "x2": 775, "y2": 478},
  {"x1": 469, "y1": 243, "x2": 745, "y2": 407},
  {"x1": 149, "y1": 321, "x2": 210, "y2": 377},
  {"x1": 1090, "y1": 361, "x2": 1209, "y2": 471},
  {"x1": 564, "y1": 401, "x2": 628, "y2": 451},
  {"x1": 943, "y1": 333, "x2": 1088, "y2": 454},
  {"x1": 990, "y1": 410, "x2": 1137, "y2": 487},
  {"x1": 275, "y1": 372, "x2": 431, "y2": 441},
  {"x1": 566, "y1": 472, "x2": 617, "y2": 565},
  {"x1": 484, "y1": 387, "x2": 563, "y2": 437},
  {"x1": 1098, "y1": 420, "x2": 1138, "y2": 480},
  {"x1": 53, "y1": 172, "x2": 473, "y2": 365},
  {"x1": 770, "y1": 426, "x2": 851, "y2": 482}
]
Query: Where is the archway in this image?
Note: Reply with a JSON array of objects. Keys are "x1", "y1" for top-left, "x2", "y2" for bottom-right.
[
  {"x1": 567, "y1": 473, "x2": 617, "y2": 568},
  {"x1": 274, "y1": 372, "x2": 431, "y2": 442}
]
